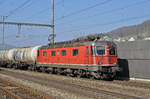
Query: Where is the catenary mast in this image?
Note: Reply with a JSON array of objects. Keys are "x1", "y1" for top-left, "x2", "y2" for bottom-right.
[{"x1": 49, "y1": 0, "x2": 55, "y2": 44}]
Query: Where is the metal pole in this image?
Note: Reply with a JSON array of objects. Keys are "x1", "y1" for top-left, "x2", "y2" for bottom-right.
[
  {"x1": 51, "y1": 0, "x2": 55, "y2": 44},
  {"x1": 16, "y1": 24, "x2": 21, "y2": 38},
  {"x1": 2, "y1": 16, "x2": 7, "y2": 49}
]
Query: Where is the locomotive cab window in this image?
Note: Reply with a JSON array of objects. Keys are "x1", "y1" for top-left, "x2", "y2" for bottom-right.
[
  {"x1": 57, "y1": 51, "x2": 59, "y2": 56},
  {"x1": 61, "y1": 50, "x2": 66, "y2": 56},
  {"x1": 37, "y1": 50, "x2": 40, "y2": 56},
  {"x1": 43, "y1": 51, "x2": 47, "y2": 56},
  {"x1": 73, "y1": 49, "x2": 78, "y2": 56},
  {"x1": 86, "y1": 47, "x2": 89, "y2": 55},
  {"x1": 109, "y1": 46, "x2": 116, "y2": 56},
  {"x1": 91, "y1": 46, "x2": 95, "y2": 56},
  {"x1": 96, "y1": 46, "x2": 105, "y2": 56},
  {"x1": 51, "y1": 51, "x2": 56, "y2": 56}
]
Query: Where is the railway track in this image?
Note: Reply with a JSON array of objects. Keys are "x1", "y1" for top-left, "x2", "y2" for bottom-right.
[
  {"x1": 110, "y1": 80, "x2": 150, "y2": 90},
  {"x1": 0, "y1": 75, "x2": 51, "y2": 99},
  {"x1": 0, "y1": 69, "x2": 143, "y2": 99}
]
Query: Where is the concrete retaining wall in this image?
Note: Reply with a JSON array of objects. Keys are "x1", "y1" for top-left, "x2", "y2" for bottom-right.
[{"x1": 116, "y1": 40, "x2": 150, "y2": 80}]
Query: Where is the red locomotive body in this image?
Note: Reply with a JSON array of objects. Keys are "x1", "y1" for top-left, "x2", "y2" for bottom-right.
[{"x1": 37, "y1": 40, "x2": 120, "y2": 80}]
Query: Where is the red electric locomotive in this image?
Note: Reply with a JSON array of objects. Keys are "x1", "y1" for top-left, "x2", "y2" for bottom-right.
[{"x1": 36, "y1": 40, "x2": 120, "y2": 80}]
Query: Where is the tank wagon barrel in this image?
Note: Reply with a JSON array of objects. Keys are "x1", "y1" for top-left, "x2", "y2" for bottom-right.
[
  {"x1": 0, "y1": 50, "x2": 10, "y2": 65},
  {"x1": 0, "y1": 46, "x2": 41, "y2": 69},
  {"x1": 13, "y1": 46, "x2": 40, "y2": 63}
]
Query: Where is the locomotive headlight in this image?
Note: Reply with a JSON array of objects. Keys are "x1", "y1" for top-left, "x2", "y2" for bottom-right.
[
  {"x1": 113, "y1": 63, "x2": 117, "y2": 66},
  {"x1": 98, "y1": 62, "x2": 102, "y2": 65},
  {"x1": 106, "y1": 57, "x2": 110, "y2": 62}
]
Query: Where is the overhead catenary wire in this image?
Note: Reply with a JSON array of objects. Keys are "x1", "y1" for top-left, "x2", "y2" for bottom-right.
[
  {"x1": 57, "y1": 14, "x2": 150, "y2": 34},
  {"x1": 55, "y1": 0, "x2": 65, "y2": 6},
  {"x1": 7, "y1": 0, "x2": 32, "y2": 17},
  {"x1": 0, "y1": 0, "x2": 35, "y2": 19},
  {"x1": 6, "y1": 0, "x2": 45, "y2": 20},
  {"x1": 24, "y1": 7, "x2": 50, "y2": 19},
  {"x1": 1, "y1": 0, "x2": 149, "y2": 46},
  {"x1": 0, "y1": 0, "x2": 61, "y2": 47},
  {"x1": 17, "y1": 0, "x2": 37, "y2": 12},
  {"x1": 56, "y1": 0, "x2": 150, "y2": 25},
  {"x1": 22, "y1": 0, "x2": 65, "y2": 20},
  {"x1": 55, "y1": 0, "x2": 113, "y2": 21}
]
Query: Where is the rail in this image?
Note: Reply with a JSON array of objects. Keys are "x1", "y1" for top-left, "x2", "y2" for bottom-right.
[{"x1": 0, "y1": 77, "x2": 51, "y2": 99}]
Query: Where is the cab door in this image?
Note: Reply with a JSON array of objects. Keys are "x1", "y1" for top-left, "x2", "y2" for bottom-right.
[
  {"x1": 95, "y1": 45, "x2": 107, "y2": 65},
  {"x1": 89, "y1": 45, "x2": 96, "y2": 65},
  {"x1": 85, "y1": 46, "x2": 89, "y2": 64}
]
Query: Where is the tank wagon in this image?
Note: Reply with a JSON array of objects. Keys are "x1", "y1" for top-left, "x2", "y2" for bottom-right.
[
  {"x1": 0, "y1": 50, "x2": 10, "y2": 64},
  {"x1": 0, "y1": 46, "x2": 40, "y2": 69},
  {"x1": 0, "y1": 40, "x2": 120, "y2": 80}
]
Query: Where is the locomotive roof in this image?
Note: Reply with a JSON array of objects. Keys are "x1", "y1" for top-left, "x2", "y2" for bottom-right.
[{"x1": 39, "y1": 40, "x2": 115, "y2": 49}]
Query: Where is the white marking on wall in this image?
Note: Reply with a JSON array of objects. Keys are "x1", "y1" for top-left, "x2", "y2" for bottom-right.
[{"x1": 130, "y1": 78, "x2": 150, "y2": 82}]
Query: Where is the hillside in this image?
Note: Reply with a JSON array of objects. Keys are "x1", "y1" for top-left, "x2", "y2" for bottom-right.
[
  {"x1": 74, "y1": 20, "x2": 150, "y2": 41},
  {"x1": 108, "y1": 20, "x2": 150, "y2": 39}
]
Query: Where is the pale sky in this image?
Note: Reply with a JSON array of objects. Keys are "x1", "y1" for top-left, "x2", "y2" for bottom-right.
[{"x1": 0, "y1": 0, "x2": 150, "y2": 47}]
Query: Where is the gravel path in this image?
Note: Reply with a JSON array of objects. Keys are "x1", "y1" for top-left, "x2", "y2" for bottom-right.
[
  {"x1": 0, "y1": 68, "x2": 150, "y2": 99},
  {"x1": 0, "y1": 70, "x2": 91, "y2": 99}
]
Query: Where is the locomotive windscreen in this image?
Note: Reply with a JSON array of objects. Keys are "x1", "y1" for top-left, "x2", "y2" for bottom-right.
[
  {"x1": 96, "y1": 46, "x2": 105, "y2": 56},
  {"x1": 109, "y1": 46, "x2": 116, "y2": 56}
]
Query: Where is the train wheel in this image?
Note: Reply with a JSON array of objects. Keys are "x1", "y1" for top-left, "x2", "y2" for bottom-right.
[
  {"x1": 28, "y1": 67, "x2": 32, "y2": 71},
  {"x1": 56, "y1": 68, "x2": 62, "y2": 75},
  {"x1": 48, "y1": 71, "x2": 52, "y2": 74},
  {"x1": 90, "y1": 75, "x2": 95, "y2": 80},
  {"x1": 76, "y1": 70, "x2": 83, "y2": 78},
  {"x1": 39, "y1": 67, "x2": 46, "y2": 73},
  {"x1": 77, "y1": 74, "x2": 82, "y2": 78},
  {"x1": 66, "y1": 73, "x2": 72, "y2": 77},
  {"x1": 102, "y1": 74, "x2": 113, "y2": 81},
  {"x1": 56, "y1": 72, "x2": 61, "y2": 75}
]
